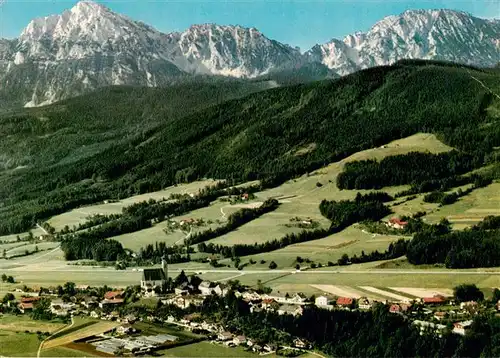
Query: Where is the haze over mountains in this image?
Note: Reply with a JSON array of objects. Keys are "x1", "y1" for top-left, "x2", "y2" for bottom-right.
[{"x1": 0, "y1": 0, "x2": 498, "y2": 107}]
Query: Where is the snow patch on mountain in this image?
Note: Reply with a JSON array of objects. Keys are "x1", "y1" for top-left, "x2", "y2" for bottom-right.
[{"x1": 0, "y1": 1, "x2": 498, "y2": 107}]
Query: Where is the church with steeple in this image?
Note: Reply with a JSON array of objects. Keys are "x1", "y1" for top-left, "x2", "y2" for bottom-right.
[{"x1": 140, "y1": 257, "x2": 168, "y2": 290}]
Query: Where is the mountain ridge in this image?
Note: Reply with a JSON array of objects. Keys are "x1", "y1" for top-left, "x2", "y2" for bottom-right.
[{"x1": 0, "y1": 1, "x2": 498, "y2": 106}]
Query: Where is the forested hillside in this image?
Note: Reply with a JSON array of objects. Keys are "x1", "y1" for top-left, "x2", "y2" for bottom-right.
[
  {"x1": 0, "y1": 60, "x2": 499, "y2": 234},
  {"x1": 0, "y1": 79, "x2": 272, "y2": 171}
]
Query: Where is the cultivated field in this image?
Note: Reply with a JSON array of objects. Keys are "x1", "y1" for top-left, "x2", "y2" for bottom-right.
[
  {"x1": 43, "y1": 320, "x2": 119, "y2": 349},
  {"x1": 389, "y1": 287, "x2": 454, "y2": 298},
  {"x1": 3, "y1": 242, "x2": 60, "y2": 258},
  {"x1": 114, "y1": 200, "x2": 227, "y2": 251},
  {"x1": 0, "y1": 228, "x2": 45, "y2": 243},
  {"x1": 40, "y1": 345, "x2": 94, "y2": 357}
]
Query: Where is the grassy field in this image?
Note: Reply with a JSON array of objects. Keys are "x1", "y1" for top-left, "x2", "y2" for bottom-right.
[
  {"x1": 113, "y1": 201, "x2": 226, "y2": 251},
  {"x1": 223, "y1": 225, "x2": 405, "y2": 269},
  {"x1": 3, "y1": 242, "x2": 60, "y2": 258},
  {"x1": 255, "y1": 272, "x2": 500, "y2": 296},
  {"x1": 0, "y1": 228, "x2": 45, "y2": 243},
  {"x1": 41, "y1": 345, "x2": 95, "y2": 357},
  {"x1": 424, "y1": 182, "x2": 500, "y2": 229},
  {"x1": 0, "y1": 331, "x2": 41, "y2": 357},
  {"x1": 133, "y1": 321, "x2": 201, "y2": 341},
  {"x1": 197, "y1": 133, "x2": 450, "y2": 249},
  {"x1": 0, "y1": 314, "x2": 66, "y2": 333},
  {"x1": 47, "y1": 317, "x2": 98, "y2": 341},
  {"x1": 160, "y1": 341, "x2": 321, "y2": 358},
  {"x1": 47, "y1": 180, "x2": 219, "y2": 230}
]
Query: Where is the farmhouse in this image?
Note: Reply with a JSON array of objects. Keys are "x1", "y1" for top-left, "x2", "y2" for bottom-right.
[
  {"x1": 294, "y1": 338, "x2": 311, "y2": 349},
  {"x1": 453, "y1": 320, "x2": 473, "y2": 336},
  {"x1": 18, "y1": 297, "x2": 41, "y2": 313},
  {"x1": 198, "y1": 281, "x2": 228, "y2": 296},
  {"x1": 336, "y1": 297, "x2": 354, "y2": 308},
  {"x1": 80, "y1": 296, "x2": 98, "y2": 309},
  {"x1": 386, "y1": 217, "x2": 408, "y2": 230},
  {"x1": 116, "y1": 324, "x2": 135, "y2": 335},
  {"x1": 278, "y1": 304, "x2": 304, "y2": 316},
  {"x1": 104, "y1": 291, "x2": 124, "y2": 300},
  {"x1": 315, "y1": 295, "x2": 329, "y2": 306},
  {"x1": 423, "y1": 295, "x2": 447, "y2": 305},
  {"x1": 434, "y1": 311, "x2": 446, "y2": 321},
  {"x1": 99, "y1": 293, "x2": 125, "y2": 308},
  {"x1": 180, "y1": 218, "x2": 196, "y2": 226},
  {"x1": 358, "y1": 298, "x2": 373, "y2": 310},
  {"x1": 218, "y1": 332, "x2": 233, "y2": 341},
  {"x1": 413, "y1": 320, "x2": 447, "y2": 337},
  {"x1": 141, "y1": 258, "x2": 168, "y2": 290},
  {"x1": 233, "y1": 335, "x2": 247, "y2": 345}
]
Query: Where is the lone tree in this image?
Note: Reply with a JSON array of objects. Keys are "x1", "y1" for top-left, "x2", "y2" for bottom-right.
[{"x1": 454, "y1": 284, "x2": 484, "y2": 303}]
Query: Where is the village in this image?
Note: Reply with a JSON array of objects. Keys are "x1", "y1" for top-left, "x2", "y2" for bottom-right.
[{"x1": 2, "y1": 259, "x2": 499, "y2": 357}]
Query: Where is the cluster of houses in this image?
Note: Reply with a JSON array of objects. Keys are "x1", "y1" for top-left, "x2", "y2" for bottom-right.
[
  {"x1": 5, "y1": 273, "x2": 497, "y2": 358},
  {"x1": 213, "y1": 330, "x2": 310, "y2": 353},
  {"x1": 12, "y1": 290, "x2": 128, "y2": 318},
  {"x1": 312, "y1": 293, "x2": 483, "y2": 338}
]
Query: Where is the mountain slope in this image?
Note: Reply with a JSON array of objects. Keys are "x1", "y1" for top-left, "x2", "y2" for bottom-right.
[
  {"x1": 1, "y1": 60, "x2": 499, "y2": 234},
  {"x1": 0, "y1": 2, "x2": 498, "y2": 107},
  {"x1": 0, "y1": 79, "x2": 272, "y2": 171}
]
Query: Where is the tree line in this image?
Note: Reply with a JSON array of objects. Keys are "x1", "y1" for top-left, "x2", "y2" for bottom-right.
[
  {"x1": 186, "y1": 198, "x2": 280, "y2": 246},
  {"x1": 198, "y1": 193, "x2": 392, "y2": 258},
  {"x1": 59, "y1": 182, "x2": 263, "y2": 261},
  {"x1": 422, "y1": 177, "x2": 492, "y2": 205},
  {"x1": 336, "y1": 151, "x2": 480, "y2": 190},
  {"x1": 407, "y1": 216, "x2": 500, "y2": 268},
  {"x1": 319, "y1": 192, "x2": 392, "y2": 227}
]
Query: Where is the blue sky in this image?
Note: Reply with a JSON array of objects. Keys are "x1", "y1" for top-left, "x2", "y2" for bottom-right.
[{"x1": 0, "y1": 0, "x2": 498, "y2": 50}]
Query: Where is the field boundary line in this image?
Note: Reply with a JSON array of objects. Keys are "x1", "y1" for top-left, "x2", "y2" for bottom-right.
[{"x1": 38, "y1": 315, "x2": 74, "y2": 358}]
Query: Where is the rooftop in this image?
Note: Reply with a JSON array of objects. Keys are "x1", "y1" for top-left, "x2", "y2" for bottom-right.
[{"x1": 142, "y1": 268, "x2": 167, "y2": 282}]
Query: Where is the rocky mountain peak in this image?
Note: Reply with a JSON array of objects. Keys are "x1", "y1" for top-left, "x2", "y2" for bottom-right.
[{"x1": 1, "y1": 4, "x2": 498, "y2": 108}]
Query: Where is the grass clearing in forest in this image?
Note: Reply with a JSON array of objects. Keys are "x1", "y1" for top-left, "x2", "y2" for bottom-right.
[
  {"x1": 424, "y1": 182, "x2": 500, "y2": 228},
  {"x1": 201, "y1": 133, "x2": 451, "y2": 249},
  {"x1": 91, "y1": 133, "x2": 451, "y2": 253},
  {"x1": 47, "y1": 180, "x2": 219, "y2": 230}
]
